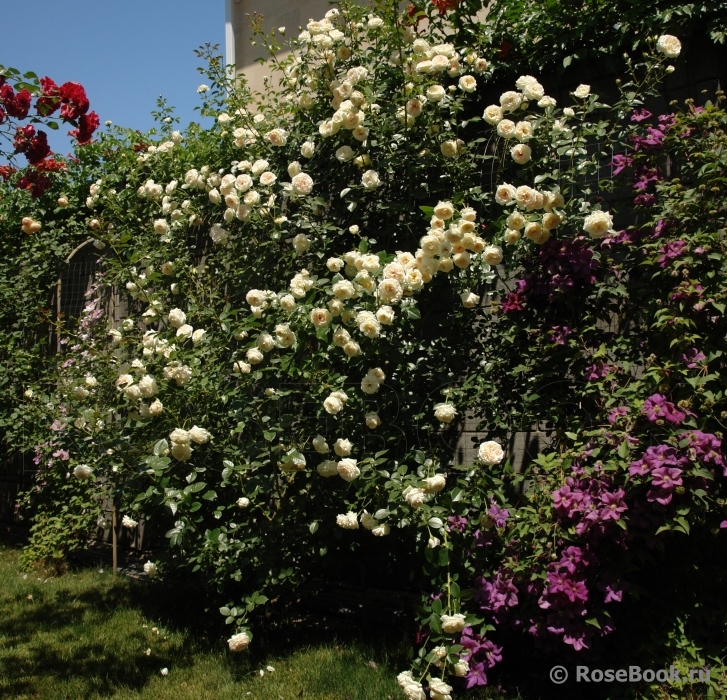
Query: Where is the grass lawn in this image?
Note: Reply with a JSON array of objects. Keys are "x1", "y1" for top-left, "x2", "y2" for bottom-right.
[{"x1": 0, "y1": 543, "x2": 509, "y2": 700}]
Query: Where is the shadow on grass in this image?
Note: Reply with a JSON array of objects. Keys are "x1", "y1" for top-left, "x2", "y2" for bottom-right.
[{"x1": 0, "y1": 538, "x2": 416, "y2": 698}]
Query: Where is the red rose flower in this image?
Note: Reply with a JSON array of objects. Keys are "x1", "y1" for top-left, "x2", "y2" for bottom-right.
[
  {"x1": 36, "y1": 76, "x2": 61, "y2": 116},
  {"x1": 70, "y1": 110, "x2": 100, "y2": 144},
  {"x1": 1, "y1": 85, "x2": 32, "y2": 119},
  {"x1": 35, "y1": 158, "x2": 66, "y2": 173},
  {"x1": 59, "y1": 82, "x2": 89, "y2": 120},
  {"x1": 0, "y1": 165, "x2": 16, "y2": 181},
  {"x1": 16, "y1": 170, "x2": 52, "y2": 198}
]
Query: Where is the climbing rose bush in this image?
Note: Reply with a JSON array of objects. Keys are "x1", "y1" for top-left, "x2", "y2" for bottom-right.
[{"x1": 14, "y1": 1, "x2": 727, "y2": 697}]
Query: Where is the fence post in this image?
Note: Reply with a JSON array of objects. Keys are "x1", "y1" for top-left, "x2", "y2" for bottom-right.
[{"x1": 111, "y1": 503, "x2": 117, "y2": 576}]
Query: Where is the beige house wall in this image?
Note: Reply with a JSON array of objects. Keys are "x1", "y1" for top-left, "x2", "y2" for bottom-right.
[{"x1": 228, "y1": 0, "x2": 334, "y2": 94}]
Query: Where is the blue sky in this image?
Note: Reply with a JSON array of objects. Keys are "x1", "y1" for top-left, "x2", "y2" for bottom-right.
[{"x1": 3, "y1": 0, "x2": 224, "y2": 156}]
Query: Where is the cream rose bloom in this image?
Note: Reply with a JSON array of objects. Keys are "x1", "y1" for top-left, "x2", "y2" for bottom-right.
[
  {"x1": 361, "y1": 170, "x2": 380, "y2": 189},
  {"x1": 440, "y1": 613, "x2": 466, "y2": 634},
  {"x1": 403, "y1": 486, "x2": 429, "y2": 509},
  {"x1": 336, "y1": 512, "x2": 359, "y2": 529},
  {"x1": 583, "y1": 210, "x2": 613, "y2": 238},
  {"x1": 324, "y1": 395, "x2": 343, "y2": 414},
  {"x1": 337, "y1": 458, "x2": 360, "y2": 481},
  {"x1": 458, "y1": 74, "x2": 477, "y2": 92},
  {"x1": 495, "y1": 183, "x2": 516, "y2": 205},
  {"x1": 496, "y1": 119, "x2": 517, "y2": 139},
  {"x1": 503, "y1": 229, "x2": 521, "y2": 245},
  {"x1": 317, "y1": 460, "x2": 339, "y2": 477},
  {"x1": 483, "y1": 245, "x2": 503, "y2": 265},
  {"x1": 365, "y1": 411, "x2": 381, "y2": 429},
  {"x1": 483, "y1": 104, "x2": 503, "y2": 124},
  {"x1": 423, "y1": 474, "x2": 446, "y2": 493},
  {"x1": 478, "y1": 440, "x2": 505, "y2": 465},
  {"x1": 291, "y1": 172, "x2": 314, "y2": 195},
  {"x1": 310, "y1": 308, "x2": 332, "y2": 328},
  {"x1": 499, "y1": 91, "x2": 522, "y2": 112},
  {"x1": 189, "y1": 426, "x2": 212, "y2": 444},
  {"x1": 460, "y1": 291, "x2": 480, "y2": 308},
  {"x1": 573, "y1": 84, "x2": 591, "y2": 99},
  {"x1": 371, "y1": 524, "x2": 390, "y2": 537},
  {"x1": 312, "y1": 435, "x2": 329, "y2": 454},
  {"x1": 228, "y1": 632, "x2": 250, "y2": 652},
  {"x1": 657, "y1": 34, "x2": 681, "y2": 58},
  {"x1": 511, "y1": 143, "x2": 532, "y2": 165},
  {"x1": 426, "y1": 85, "x2": 446, "y2": 102},
  {"x1": 167, "y1": 308, "x2": 186, "y2": 329},
  {"x1": 171, "y1": 442, "x2": 193, "y2": 461},
  {"x1": 434, "y1": 403, "x2": 457, "y2": 423},
  {"x1": 247, "y1": 348, "x2": 264, "y2": 364},
  {"x1": 74, "y1": 464, "x2": 93, "y2": 480},
  {"x1": 334, "y1": 438, "x2": 353, "y2": 457}
]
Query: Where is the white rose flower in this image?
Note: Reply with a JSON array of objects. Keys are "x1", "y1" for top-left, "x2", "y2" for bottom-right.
[
  {"x1": 368, "y1": 15, "x2": 384, "y2": 28},
  {"x1": 259, "y1": 171, "x2": 277, "y2": 187},
  {"x1": 317, "y1": 460, "x2": 339, "y2": 477},
  {"x1": 337, "y1": 458, "x2": 360, "y2": 481},
  {"x1": 361, "y1": 170, "x2": 380, "y2": 189},
  {"x1": 429, "y1": 678, "x2": 453, "y2": 698},
  {"x1": 496, "y1": 119, "x2": 517, "y2": 139},
  {"x1": 149, "y1": 399, "x2": 164, "y2": 416},
  {"x1": 503, "y1": 229, "x2": 521, "y2": 245},
  {"x1": 143, "y1": 561, "x2": 158, "y2": 577},
  {"x1": 300, "y1": 141, "x2": 316, "y2": 158},
  {"x1": 312, "y1": 435, "x2": 329, "y2": 454},
  {"x1": 515, "y1": 185, "x2": 544, "y2": 210},
  {"x1": 514, "y1": 120, "x2": 535, "y2": 141},
  {"x1": 122, "y1": 515, "x2": 138, "y2": 528},
  {"x1": 538, "y1": 96, "x2": 557, "y2": 108},
  {"x1": 251, "y1": 159, "x2": 269, "y2": 176},
  {"x1": 247, "y1": 348, "x2": 264, "y2": 364},
  {"x1": 73, "y1": 464, "x2": 93, "y2": 480},
  {"x1": 373, "y1": 306, "x2": 394, "y2": 325},
  {"x1": 573, "y1": 84, "x2": 591, "y2": 99},
  {"x1": 403, "y1": 486, "x2": 428, "y2": 509},
  {"x1": 292, "y1": 233, "x2": 311, "y2": 254},
  {"x1": 192, "y1": 329, "x2": 206, "y2": 344},
  {"x1": 332, "y1": 280, "x2": 357, "y2": 300},
  {"x1": 291, "y1": 172, "x2": 314, "y2": 195},
  {"x1": 428, "y1": 536, "x2": 440, "y2": 548},
  {"x1": 458, "y1": 75, "x2": 477, "y2": 92},
  {"x1": 454, "y1": 659, "x2": 469, "y2": 677},
  {"x1": 511, "y1": 143, "x2": 532, "y2": 165},
  {"x1": 365, "y1": 412, "x2": 381, "y2": 429},
  {"x1": 188, "y1": 426, "x2": 211, "y2": 444},
  {"x1": 176, "y1": 324, "x2": 194, "y2": 341},
  {"x1": 433, "y1": 201, "x2": 454, "y2": 220},
  {"x1": 440, "y1": 613, "x2": 466, "y2": 634},
  {"x1": 495, "y1": 183, "x2": 517, "y2": 205},
  {"x1": 563, "y1": 107, "x2": 575, "y2": 117},
  {"x1": 279, "y1": 294, "x2": 296, "y2": 312},
  {"x1": 371, "y1": 524, "x2": 390, "y2": 537},
  {"x1": 483, "y1": 104, "x2": 504, "y2": 124},
  {"x1": 197, "y1": 84, "x2": 209, "y2": 93},
  {"x1": 657, "y1": 34, "x2": 681, "y2": 58},
  {"x1": 583, "y1": 210, "x2": 614, "y2": 238},
  {"x1": 334, "y1": 438, "x2": 353, "y2": 457},
  {"x1": 257, "y1": 333, "x2": 275, "y2": 352},
  {"x1": 73, "y1": 386, "x2": 90, "y2": 400},
  {"x1": 167, "y1": 308, "x2": 186, "y2": 329},
  {"x1": 336, "y1": 512, "x2": 359, "y2": 529},
  {"x1": 265, "y1": 128, "x2": 288, "y2": 146},
  {"x1": 433, "y1": 403, "x2": 457, "y2": 423},
  {"x1": 426, "y1": 85, "x2": 446, "y2": 102},
  {"x1": 324, "y1": 395, "x2": 344, "y2": 415},
  {"x1": 423, "y1": 474, "x2": 446, "y2": 493},
  {"x1": 138, "y1": 375, "x2": 159, "y2": 397},
  {"x1": 227, "y1": 632, "x2": 250, "y2": 652},
  {"x1": 483, "y1": 245, "x2": 503, "y2": 265},
  {"x1": 478, "y1": 440, "x2": 505, "y2": 465},
  {"x1": 233, "y1": 360, "x2": 251, "y2": 374},
  {"x1": 153, "y1": 219, "x2": 169, "y2": 235},
  {"x1": 499, "y1": 91, "x2": 523, "y2": 112},
  {"x1": 440, "y1": 140, "x2": 459, "y2": 158},
  {"x1": 171, "y1": 442, "x2": 193, "y2": 461},
  {"x1": 343, "y1": 340, "x2": 361, "y2": 357},
  {"x1": 460, "y1": 291, "x2": 480, "y2": 308},
  {"x1": 124, "y1": 384, "x2": 142, "y2": 401}
]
